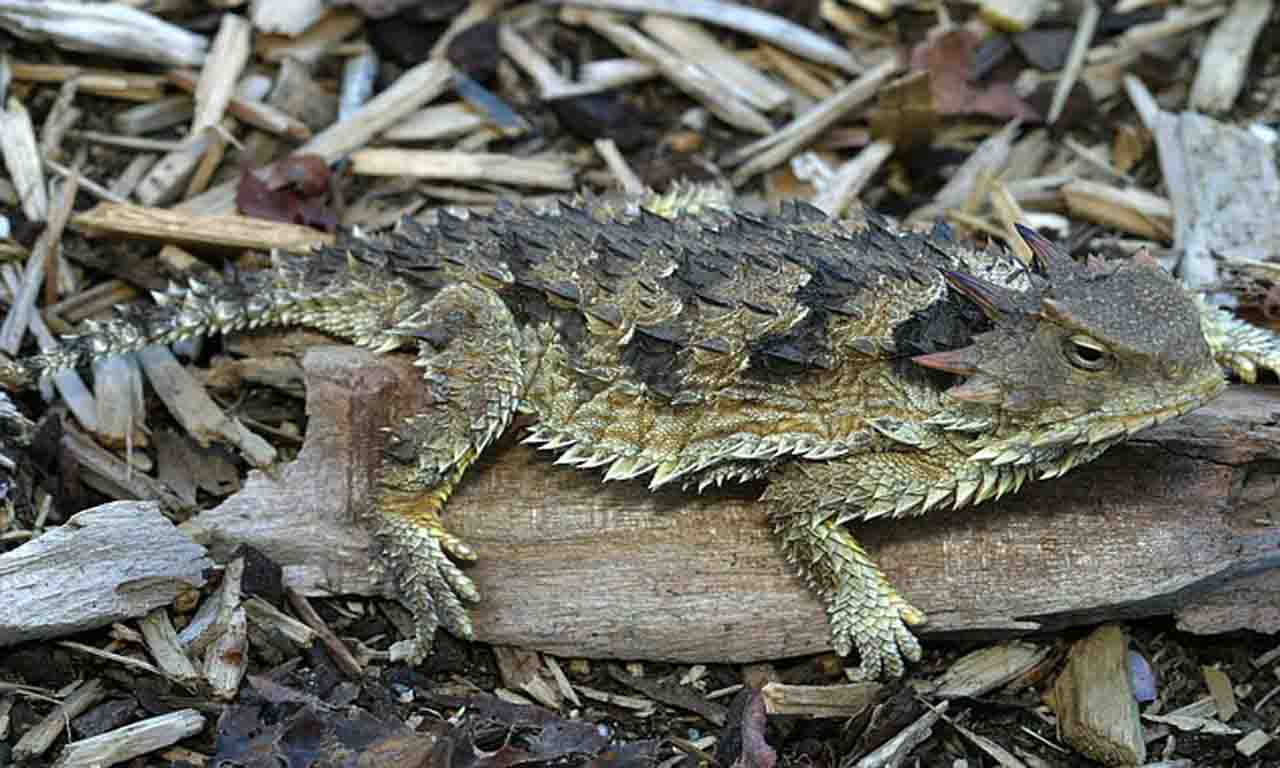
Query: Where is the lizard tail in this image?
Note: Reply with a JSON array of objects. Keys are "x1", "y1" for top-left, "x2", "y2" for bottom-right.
[{"x1": 4, "y1": 274, "x2": 283, "y2": 390}]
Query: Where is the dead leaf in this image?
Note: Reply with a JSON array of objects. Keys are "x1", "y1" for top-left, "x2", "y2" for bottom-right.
[{"x1": 910, "y1": 28, "x2": 1040, "y2": 121}]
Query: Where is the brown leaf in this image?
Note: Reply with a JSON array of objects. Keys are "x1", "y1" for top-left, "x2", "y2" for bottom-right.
[
  {"x1": 714, "y1": 688, "x2": 776, "y2": 768},
  {"x1": 237, "y1": 155, "x2": 337, "y2": 233},
  {"x1": 911, "y1": 28, "x2": 1040, "y2": 121}
]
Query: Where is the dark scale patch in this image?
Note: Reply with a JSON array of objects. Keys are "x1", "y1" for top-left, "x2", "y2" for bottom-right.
[
  {"x1": 890, "y1": 283, "x2": 992, "y2": 389},
  {"x1": 621, "y1": 325, "x2": 684, "y2": 399},
  {"x1": 746, "y1": 310, "x2": 833, "y2": 379}
]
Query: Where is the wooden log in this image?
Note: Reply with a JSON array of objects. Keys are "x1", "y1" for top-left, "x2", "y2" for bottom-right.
[{"x1": 186, "y1": 346, "x2": 1280, "y2": 663}]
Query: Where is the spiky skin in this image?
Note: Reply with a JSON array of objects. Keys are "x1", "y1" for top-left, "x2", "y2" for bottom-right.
[{"x1": 2, "y1": 189, "x2": 1278, "y2": 678}]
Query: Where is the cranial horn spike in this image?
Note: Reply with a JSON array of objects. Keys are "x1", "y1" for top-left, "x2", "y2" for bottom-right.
[
  {"x1": 912, "y1": 347, "x2": 980, "y2": 375},
  {"x1": 943, "y1": 270, "x2": 1014, "y2": 319},
  {"x1": 1014, "y1": 223, "x2": 1074, "y2": 277}
]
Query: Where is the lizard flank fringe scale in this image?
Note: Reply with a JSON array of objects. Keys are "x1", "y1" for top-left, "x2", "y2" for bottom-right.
[{"x1": 3, "y1": 187, "x2": 1280, "y2": 679}]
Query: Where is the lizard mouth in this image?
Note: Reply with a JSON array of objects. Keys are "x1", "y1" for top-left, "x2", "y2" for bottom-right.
[{"x1": 966, "y1": 369, "x2": 1226, "y2": 469}]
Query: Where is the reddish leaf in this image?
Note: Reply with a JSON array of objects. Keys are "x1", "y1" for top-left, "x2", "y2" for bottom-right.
[
  {"x1": 236, "y1": 155, "x2": 337, "y2": 233},
  {"x1": 911, "y1": 28, "x2": 1040, "y2": 121},
  {"x1": 714, "y1": 688, "x2": 776, "y2": 768}
]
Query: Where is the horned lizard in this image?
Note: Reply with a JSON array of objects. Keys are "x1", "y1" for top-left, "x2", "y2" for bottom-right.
[{"x1": 3, "y1": 188, "x2": 1279, "y2": 679}]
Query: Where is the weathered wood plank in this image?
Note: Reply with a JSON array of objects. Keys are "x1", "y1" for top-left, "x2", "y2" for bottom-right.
[{"x1": 186, "y1": 346, "x2": 1280, "y2": 663}]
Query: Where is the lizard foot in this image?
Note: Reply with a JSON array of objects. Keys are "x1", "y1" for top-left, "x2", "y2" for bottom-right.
[
  {"x1": 376, "y1": 507, "x2": 481, "y2": 663},
  {"x1": 829, "y1": 572, "x2": 926, "y2": 681}
]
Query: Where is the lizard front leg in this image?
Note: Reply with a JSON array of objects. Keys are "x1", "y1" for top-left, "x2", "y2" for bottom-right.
[
  {"x1": 763, "y1": 447, "x2": 983, "y2": 679},
  {"x1": 374, "y1": 282, "x2": 528, "y2": 661}
]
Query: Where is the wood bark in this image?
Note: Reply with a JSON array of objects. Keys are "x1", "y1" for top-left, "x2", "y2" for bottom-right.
[{"x1": 184, "y1": 346, "x2": 1280, "y2": 663}]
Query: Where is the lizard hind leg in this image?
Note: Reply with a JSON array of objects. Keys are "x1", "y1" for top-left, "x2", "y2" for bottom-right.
[{"x1": 373, "y1": 282, "x2": 529, "y2": 662}]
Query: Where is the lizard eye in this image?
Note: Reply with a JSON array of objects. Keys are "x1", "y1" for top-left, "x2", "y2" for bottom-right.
[{"x1": 1064, "y1": 335, "x2": 1112, "y2": 371}]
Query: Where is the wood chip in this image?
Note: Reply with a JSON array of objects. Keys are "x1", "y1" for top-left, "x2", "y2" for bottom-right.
[
  {"x1": 0, "y1": 95, "x2": 47, "y2": 221},
  {"x1": 979, "y1": 0, "x2": 1048, "y2": 32},
  {"x1": 759, "y1": 682, "x2": 879, "y2": 719},
  {"x1": 191, "y1": 12, "x2": 251, "y2": 136},
  {"x1": 851, "y1": 701, "x2": 946, "y2": 768},
  {"x1": 72, "y1": 201, "x2": 334, "y2": 253},
  {"x1": 1046, "y1": 625, "x2": 1146, "y2": 766},
  {"x1": 138, "y1": 609, "x2": 201, "y2": 688},
  {"x1": 250, "y1": 0, "x2": 326, "y2": 36},
  {"x1": 556, "y1": 0, "x2": 861, "y2": 74},
  {"x1": 203, "y1": 605, "x2": 248, "y2": 700},
  {"x1": 0, "y1": 501, "x2": 211, "y2": 648},
  {"x1": 639, "y1": 15, "x2": 789, "y2": 112},
  {"x1": 381, "y1": 103, "x2": 489, "y2": 143},
  {"x1": 493, "y1": 646, "x2": 563, "y2": 710},
  {"x1": 0, "y1": 1, "x2": 207, "y2": 68},
  {"x1": 12, "y1": 679, "x2": 107, "y2": 762},
  {"x1": 931, "y1": 641, "x2": 1051, "y2": 700},
  {"x1": 171, "y1": 68, "x2": 310, "y2": 141},
  {"x1": 1188, "y1": 0, "x2": 1274, "y2": 113},
  {"x1": 9, "y1": 61, "x2": 168, "y2": 101},
  {"x1": 136, "y1": 345, "x2": 277, "y2": 468},
  {"x1": 255, "y1": 8, "x2": 361, "y2": 65},
  {"x1": 730, "y1": 55, "x2": 900, "y2": 184},
  {"x1": 1048, "y1": 0, "x2": 1099, "y2": 125},
  {"x1": 1235, "y1": 729, "x2": 1274, "y2": 758},
  {"x1": 811, "y1": 138, "x2": 892, "y2": 217},
  {"x1": 350, "y1": 149, "x2": 576, "y2": 190},
  {"x1": 1060, "y1": 178, "x2": 1173, "y2": 242},
  {"x1": 565, "y1": 9, "x2": 773, "y2": 136},
  {"x1": 51, "y1": 709, "x2": 206, "y2": 768}
]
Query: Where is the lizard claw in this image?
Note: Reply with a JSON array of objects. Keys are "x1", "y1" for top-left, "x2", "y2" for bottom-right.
[
  {"x1": 377, "y1": 513, "x2": 481, "y2": 662},
  {"x1": 830, "y1": 579, "x2": 926, "y2": 680}
]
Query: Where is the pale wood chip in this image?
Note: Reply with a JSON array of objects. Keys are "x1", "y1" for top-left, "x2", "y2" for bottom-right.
[
  {"x1": 0, "y1": 1, "x2": 207, "y2": 67},
  {"x1": 0, "y1": 94, "x2": 47, "y2": 221},
  {"x1": 1046, "y1": 625, "x2": 1146, "y2": 766},
  {"x1": 555, "y1": 0, "x2": 861, "y2": 73},
  {"x1": 351, "y1": 148, "x2": 577, "y2": 190},
  {"x1": 979, "y1": 0, "x2": 1049, "y2": 32},
  {"x1": 760, "y1": 682, "x2": 879, "y2": 719},
  {"x1": 493, "y1": 646, "x2": 563, "y2": 710},
  {"x1": 12, "y1": 679, "x2": 107, "y2": 762},
  {"x1": 730, "y1": 55, "x2": 900, "y2": 184},
  {"x1": 191, "y1": 12, "x2": 252, "y2": 136},
  {"x1": 851, "y1": 701, "x2": 946, "y2": 768},
  {"x1": 255, "y1": 8, "x2": 361, "y2": 65},
  {"x1": 565, "y1": 9, "x2": 773, "y2": 135},
  {"x1": 72, "y1": 201, "x2": 334, "y2": 253},
  {"x1": 931, "y1": 641, "x2": 1050, "y2": 700},
  {"x1": 1048, "y1": 0, "x2": 1100, "y2": 125},
  {"x1": 1189, "y1": 0, "x2": 1273, "y2": 113},
  {"x1": 250, "y1": 0, "x2": 326, "y2": 37},
  {"x1": 51, "y1": 709, "x2": 206, "y2": 768},
  {"x1": 0, "y1": 501, "x2": 211, "y2": 648},
  {"x1": 639, "y1": 15, "x2": 790, "y2": 112},
  {"x1": 138, "y1": 609, "x2": 201, "y2": 688}
]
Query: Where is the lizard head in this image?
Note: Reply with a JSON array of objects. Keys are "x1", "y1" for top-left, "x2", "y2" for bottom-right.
[
  {"x1": 0, "y1": 353, "x2": 30, "y2": 392},
  {"x1": 914, "y1": 225, "x2": 1224, "y2": 447}
]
